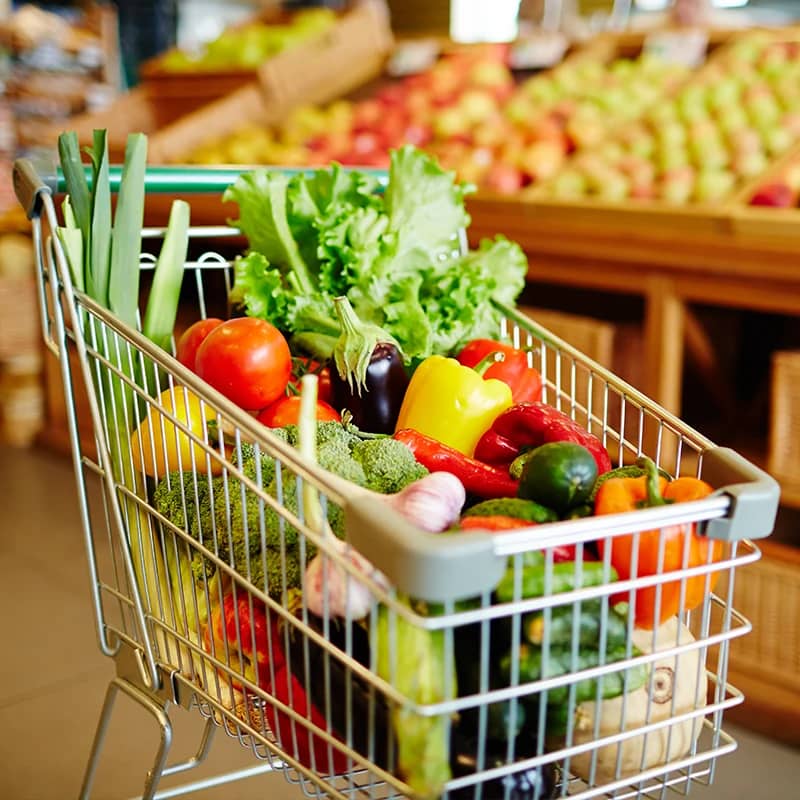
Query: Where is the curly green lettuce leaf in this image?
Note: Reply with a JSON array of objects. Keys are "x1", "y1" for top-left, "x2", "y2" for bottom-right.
[
  {"x1": 316, "y1": 204, "x2": 391, "y2": 296},
  {"x1": 288, "y1": 163, "x2": 383, "y2": 270},
  {"x1": 384, "y1": 145, "x2": 474, "y2": 269},
  {"x1": 224, "y1": 170, "x2": 314, "y2": 293},
  {"x1": 419, "y1": 235, "x2": 528, "y2": 355},
  {"x1": 230, "y1": 252, "x2": 290, "y2": 327}
]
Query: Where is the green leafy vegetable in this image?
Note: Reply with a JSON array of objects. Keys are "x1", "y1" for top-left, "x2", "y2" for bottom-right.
[{"x1": 227, "y1": 146, "x2": 527, "y2": 362}]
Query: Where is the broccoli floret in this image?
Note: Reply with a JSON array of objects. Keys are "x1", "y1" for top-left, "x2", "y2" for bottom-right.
[
  {"x1": 317, "y1": 420, "x2": 362, "y2": 449},
  {"x1": 350, "y1": 437, "x2": 429, "y2": 494},
  {"x1": 317, "y1": 440, "x2": 367, "y2": 487},
  {"x1": 153, "y1": 470, "x2": 213, "y2": 532},
  {"x1": 152, "y1": 420, "x2": 361, "y2": 603}
]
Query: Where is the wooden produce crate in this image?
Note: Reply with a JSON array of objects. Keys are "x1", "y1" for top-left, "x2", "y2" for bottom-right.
[
  {"x1": 56, "y1": 1, "x2": 392, "y2": 164},
  {"x1": 148, "y1": 0, "x2": 393, "y2": 165},
  {"x1": 140, "y1": 2, "x2": 389, "y2": 126}
]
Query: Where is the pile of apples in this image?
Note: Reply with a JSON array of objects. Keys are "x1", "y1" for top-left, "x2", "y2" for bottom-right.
[
  {"x1": 188, "y1": 44, "x2": 690, "y2": 194},
  {"x1": 536, "y1": 34, "x2": 800, "y2": 203}
]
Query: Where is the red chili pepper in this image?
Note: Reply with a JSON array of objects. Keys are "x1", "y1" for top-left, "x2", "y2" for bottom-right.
[
  {"x1": 457, "y1": 339, "x2": 543, "y2": 404},
  {"x1": 474, "y1": 402, "x2": 612, "y2": 475},
  {"x1": 394, "y1": 428, "x2": 519, "y2": 499},
  {"x1": 458, "y1": 515, "x2": 536, "y2": 531}
]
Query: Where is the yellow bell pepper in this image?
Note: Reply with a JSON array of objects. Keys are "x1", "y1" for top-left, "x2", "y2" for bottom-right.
[
  {"x1": 394, "y1": 355, "x2": 513, "y2": 457},
  {"x1": 130, "y1": 386, "x2": 224, "y2": 478}
]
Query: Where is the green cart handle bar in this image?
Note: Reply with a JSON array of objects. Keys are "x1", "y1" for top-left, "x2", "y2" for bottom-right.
[
  {"x1": 13, "y1": 159, "x2": 388, "y2": 218},
  {"x1": 56, "y1": 165, "x2": 389, "y2": 194}
]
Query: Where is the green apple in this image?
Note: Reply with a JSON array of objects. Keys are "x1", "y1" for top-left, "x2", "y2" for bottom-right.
[
  {"x1": 659, "y1": 167, "x2": 696, "y2": 204},
  {"x1": 693, "y1": 169, "x2": 736, "y2": 202},
  {"x1": 657, "y1": 144, "x2": 691, "y2": 172},
  {"x1": 732, "y1": 150, "x2": 769, "y2": 178},
  {"x1": 593, "y1": 172, "x2": 630, "y2": 202},
  {"x1": 549, "y1": 170, "x2": 589, "y2": 199},
  {"x1": 762, "y1": 127, "x2": 793, "y2": 157}
]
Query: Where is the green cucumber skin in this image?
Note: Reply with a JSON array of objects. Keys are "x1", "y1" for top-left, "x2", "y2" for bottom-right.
[
  {"x1": 523, "y1": 601, "x2": 629, "y2": 650},
  {"x1": 518, "y1": 442, "x2": 598, "y2": 513},
  {"x1": 495, "y1": 560, "x2": 615, "y2": 603}
]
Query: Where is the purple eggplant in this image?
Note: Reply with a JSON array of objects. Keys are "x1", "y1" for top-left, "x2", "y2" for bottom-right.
[{"x1": 330, "y1": 297, "x2": 409, "y2": 434}]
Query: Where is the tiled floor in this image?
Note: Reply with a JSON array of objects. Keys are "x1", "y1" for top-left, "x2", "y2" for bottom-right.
[{"x1": 2, "y1": 445, "x2": 799, "y2": 800}]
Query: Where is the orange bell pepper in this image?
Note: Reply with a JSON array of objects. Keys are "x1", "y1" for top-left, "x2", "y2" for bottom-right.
[{"x1": 595, "y1": 458, "x2": 721, "y2": 629}]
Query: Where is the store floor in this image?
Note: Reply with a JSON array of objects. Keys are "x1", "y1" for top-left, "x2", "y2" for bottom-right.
[{"x1": 2, "y1": 446, "x2": 799, "y2": 800}]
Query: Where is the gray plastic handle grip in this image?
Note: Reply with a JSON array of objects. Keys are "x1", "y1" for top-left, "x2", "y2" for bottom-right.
[
  {"x1": 13, "y1": 159, "x2": 53, "y2": 220},
  {"x1": 344, "y1": 493, "x2": 508, "y2": 602},
  {"x1": 345, "y1": 446, "x2": 780, "y2": 601},
  {"x1": 700, "y1": 446, "x2": 780, "y2": 542}
]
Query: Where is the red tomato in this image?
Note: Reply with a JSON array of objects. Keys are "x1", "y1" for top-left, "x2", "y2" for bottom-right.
[
  {"x1": 257, "y1": 395, "x2": 340, "y2": 428},
  {"x1": 195, "y1": 318, "x2": 292, "y2": 411},
  {"x1": 175, "y1": 318, "x2": 223, "y2": 371},
  {"x1": 290, "y1": 358, "x2": 333, "y2": 404}
]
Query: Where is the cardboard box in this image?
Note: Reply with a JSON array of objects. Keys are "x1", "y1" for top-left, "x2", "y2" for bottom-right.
[{"x1": 140, "y1": 1, "x2": 393, "y2": 128}]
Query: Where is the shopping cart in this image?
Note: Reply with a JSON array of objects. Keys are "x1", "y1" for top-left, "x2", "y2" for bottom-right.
[{"x1": 14, "y1": 160, "x2": 779, "y2": 800}]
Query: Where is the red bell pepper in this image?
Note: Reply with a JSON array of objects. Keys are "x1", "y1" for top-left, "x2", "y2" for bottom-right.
[
  {"x1": 474, "y1": 401, "x2": 612, "y2": 475},
  {"x1": 457, "y1": 338, "x2": 543, "y2": 404},
  {"x1": 205, "y1": 591, "x2": 285, "y2": 693},
  {"x1": 267, "y1": 665, "x2": 352, "y2": 776},
  {"x1": 205, "y1": 591, "x2": 350, "y2": 775},
  {"x1": 394, "y1": 428, "x2": 519, "y2": 499}
]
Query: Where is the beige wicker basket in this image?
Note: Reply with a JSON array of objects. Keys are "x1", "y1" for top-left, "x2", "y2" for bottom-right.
[
  {"x1": 768, "y1": 350, "x2": 800, "y2": 497},
  {"x1": 729, "y1": 542, "x2": 800, "y2": 695}
]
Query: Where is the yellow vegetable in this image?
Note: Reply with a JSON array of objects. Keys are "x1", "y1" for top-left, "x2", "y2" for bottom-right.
[
  {"x1": 130, "y1": 386, "x2": 223, "y2": 478},
  {"x1": 394, "y1": 354, "x2": 513, "y2": 457}
]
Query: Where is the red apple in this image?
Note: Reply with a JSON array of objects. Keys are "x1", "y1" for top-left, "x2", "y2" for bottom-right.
[
  {"x1": 484, "y1": 162, "x2": 524, "y2": 195},
  {"x1": 750, "y1": 181, "x2": 796, "y2": 207}
]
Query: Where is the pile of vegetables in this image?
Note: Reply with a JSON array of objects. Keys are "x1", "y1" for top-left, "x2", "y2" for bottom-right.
[{"x1": 55, "y1": 135, "x2": 722, "y2": 800}]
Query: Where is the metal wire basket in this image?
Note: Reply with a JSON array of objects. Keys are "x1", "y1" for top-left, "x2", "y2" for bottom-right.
[{"x1": 14, "y1": 161, "x2": 779, "y2": 800}]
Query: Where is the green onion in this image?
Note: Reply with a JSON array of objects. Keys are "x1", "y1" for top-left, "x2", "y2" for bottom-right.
[
  {"x1": 142, "y1": 199, "x2": 190, "y2": 352},
  {"x1": 57, "y1": 129, "x2": 189, "y2": 671},
  {"x1": 108, "y1": 133, "x2": 147, "y2": 328},
  {"x1": 88, "y1": 130, "x2": 112, "y2": 305}
]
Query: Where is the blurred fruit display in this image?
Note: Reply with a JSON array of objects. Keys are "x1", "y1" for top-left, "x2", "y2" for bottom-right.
[
  {"x1": 533, "y1": 33, "x2": 800, "y2": 203},
  {"x1": 186, "y1": 41, "x2": 692, "y2": 194}
]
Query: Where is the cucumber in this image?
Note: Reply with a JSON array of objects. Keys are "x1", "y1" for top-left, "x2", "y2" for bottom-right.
[
  {"x1": 523, "y1": 600, "x2": 630, "y2": 650},
  {"x1": 494, "y1": 560, "x2": 616, "y2": 602},
  {"x1": 463, "y1": 497, "x2": 558, "y2": 524},
  {"x1": 500, "y1": 645, "x2": 648, "y2": 707},
  {"x1": 517, "y1": 442, "x2": 598, "y2": 513}
]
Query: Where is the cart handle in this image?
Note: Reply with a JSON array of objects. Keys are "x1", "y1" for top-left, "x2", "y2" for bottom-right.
[{"x1": 14, "y1": 159, "x2": 388, "y2": 210}]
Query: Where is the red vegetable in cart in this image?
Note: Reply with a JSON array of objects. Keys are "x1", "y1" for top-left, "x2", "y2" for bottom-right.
[
  {"x1": 474, "y1": 401, "x2": 612, "y2": 475},
  {"x1": 394, "y1": 428, "x2": 519, "y2": 499},
  {"x1": 457, "y1": 338, "x2": 542, "y2": 404},
  {"x1": 204, "y1": 591, "x2": 284, "y2": 692},
  {"x1": 267, "y1": 665, "x2": 352, "y2": 776}
]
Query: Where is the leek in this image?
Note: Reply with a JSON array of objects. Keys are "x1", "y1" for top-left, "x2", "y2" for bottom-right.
[{"x1": 57, "y1": 129, "x2": 192, "y2": 672}]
